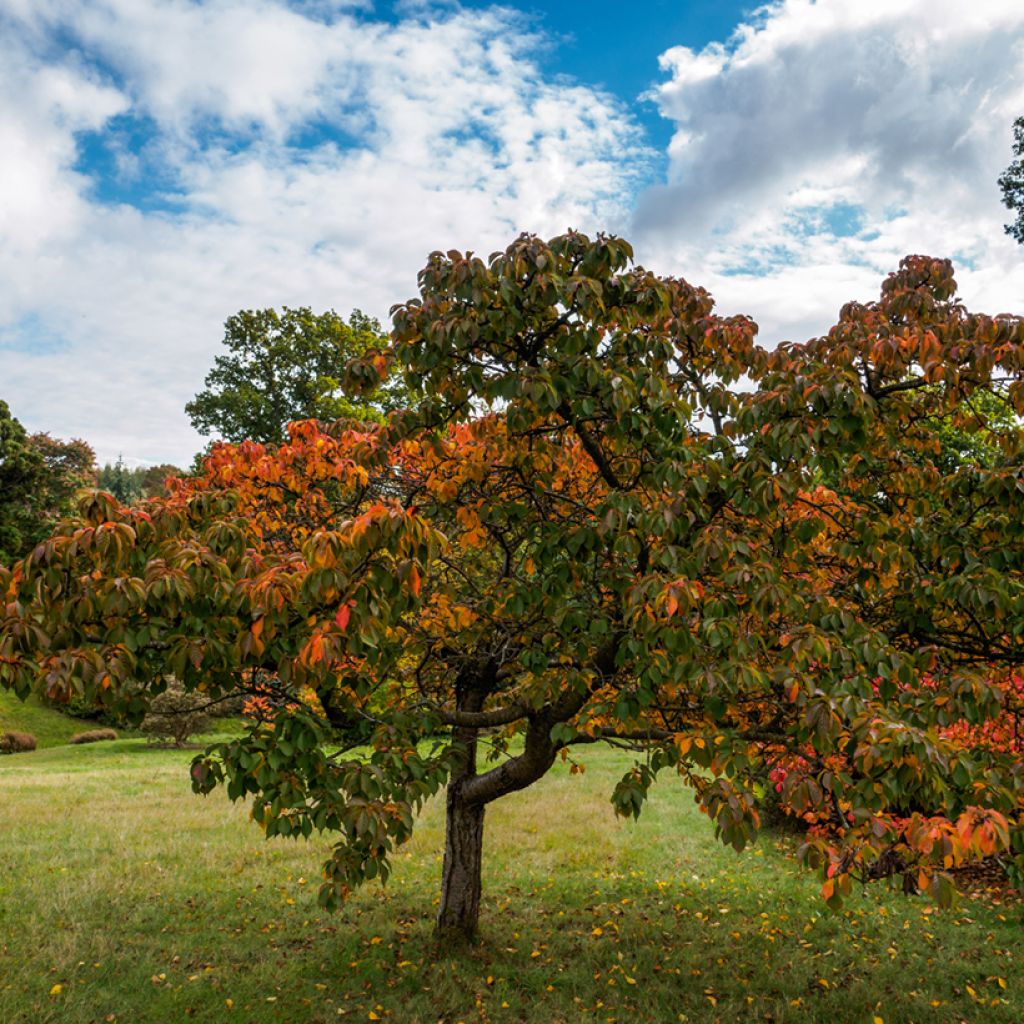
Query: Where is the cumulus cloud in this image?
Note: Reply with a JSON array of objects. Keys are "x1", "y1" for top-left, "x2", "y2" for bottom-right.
[
  {"x1": 633, "y1": 0, "x2": 1024, "y2": 346},
  {"x1": 0, "y1": 1, "x2": 647, "y2": 465},
  {"x1": 5, "y1": 0, "x2": 1024, "y2": 467}
]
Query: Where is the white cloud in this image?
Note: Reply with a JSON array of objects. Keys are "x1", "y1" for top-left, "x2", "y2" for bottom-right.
[
  {"x1": 0, "y1": 1, "x2": 647, "y2": 466},
  {"x1": 5, "y1": 0, "x2": 1024, "y2": 470},
  {"x1": 0, "y1": 35, "x2": 127, "y2": 262},
  {"x1": 633, "y1": 0, "x2": 1024, "y2": 346}
]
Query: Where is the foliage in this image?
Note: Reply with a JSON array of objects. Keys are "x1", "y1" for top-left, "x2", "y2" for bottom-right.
[
  {"x1": 0, "y1": 399, "x2": 43, "y2": 564},
  {"x1": 57, "y1": 693, "x2": 121, "y2": 725},
  {"x1": 141, "y1": 463, "x2": 185, "y2": 498},
  {"x1": 999, "y1": 115, "x2": 1024, "y2": 245},
  {"x1": 0, "y1": 401, "x2": 95, "y2": 565},
  {"x1": 96, "y1": 459, "x2": 185, "y2": 505},
  {"x1": 139, "y1": 681, "x2": 212, "y2": 747},
  {"x1": 0, "y1": 730, "x2": 37, "y2": 753},
  {"x1": 25, "y1": 432, "x2": 96, "y2": 533},
  {"x1": 4, "y1": 232, "x2": 1024, "y2": 941},
  {"x1": 97, "y1": 456, "x2": 141, "y2": 504},
  {"x1": 185, "y1": 307, "x2": 405, "y2": 444}
]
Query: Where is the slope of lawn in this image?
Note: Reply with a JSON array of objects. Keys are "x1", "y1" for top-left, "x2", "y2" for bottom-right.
[
  {"x1": 0, "y1": 689, "x2": 107, "y2": 748},
  {"x1": 0, "y1": 739, "x2": 1020, "y2": 1024}
]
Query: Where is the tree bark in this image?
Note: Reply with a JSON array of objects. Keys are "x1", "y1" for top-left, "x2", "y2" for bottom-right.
[
  {"x1": 436, "y1": 780, "x2": 486, "y2": 942},
  {"x1": 432, "y1": 650, "x2": 618, "y2": 940},
  {"x1": 436, "y1": 684, "x2": 486, "y2": 942}
]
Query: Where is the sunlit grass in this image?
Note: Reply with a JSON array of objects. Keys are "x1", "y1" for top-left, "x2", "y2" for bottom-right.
[
  {"x1": 0, "y1": 739, "x2": 1020, "y2": 1023},
  {"x1": 0, "y1": 690, "x2": 109, "y2": 748}
]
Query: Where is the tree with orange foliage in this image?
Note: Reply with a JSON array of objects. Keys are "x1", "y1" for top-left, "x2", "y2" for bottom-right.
[{"x1": 3, "y1": 233, "x2": 1024, "y2": 941}]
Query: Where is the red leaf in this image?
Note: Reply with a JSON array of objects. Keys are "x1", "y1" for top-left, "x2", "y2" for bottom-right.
[{"x1": 335, "y1": 604, "x2": 351, "y2": 631}]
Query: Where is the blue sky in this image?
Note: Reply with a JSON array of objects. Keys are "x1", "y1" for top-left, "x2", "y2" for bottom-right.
[
  {"x1": 68, "y1": 0, "x2": 754, "y2": 210},
  {"x1": 1, "y1": 0, "x2": 1023, "y2": 467},
  {"x1": 452, "y1": 0, "x2": 753, "y2": 151}
]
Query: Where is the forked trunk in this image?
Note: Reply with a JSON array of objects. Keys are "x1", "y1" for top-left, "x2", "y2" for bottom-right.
[
  {"x1": 433, "y1": 679, "x2": 562, "y2": 941},
  {"x1": 436, "y1": 781, "x2": 485, "y2": 941}
]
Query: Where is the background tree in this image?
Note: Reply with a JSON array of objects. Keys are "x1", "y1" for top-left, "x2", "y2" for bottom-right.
[
  {"x1": 0, "y1": 400, "x2": 44, "y2": 564},
  {"x1": 97, "y1": 460, "x2": 186, "y2": 502},
  {"x1": 140, "y1": 680, "x2": 211, "y2": 747},
  {"x1": 185, "y1": 307, "x2": 404, "y2": 444},
  {"x1": 0, "y1": 400, "x2": 95, "y2": 564},
  {"x1": 999, "y1": 115, "x2": 1024, "y2": 245},
  {"x1": 98, "y1": 455, "x2": 142, "y2": 504},
  {"x1": 140, "y1": 463, "x2": 184, "y2": 498},
  {"x1": 3, "y1": 235, "x2": 1024, "y2": 946},
  {"x1": 28, "y1": 432, "x2": 97, "y2": 524}
]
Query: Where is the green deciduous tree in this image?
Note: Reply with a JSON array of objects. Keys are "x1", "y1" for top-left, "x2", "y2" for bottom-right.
[
  {"x1": 0, "y1": 400, "x2": 42, "y2": 564},
  {"x1": 185, "y1": 307, "x2": 403, "y2": 444},
  {"x1": 0, "y1": 401, "x2": 95, "y2": 565},
  {"x1": 140, "y1": 464, "x2": 184, "y2": 498},
  {"x1": 97, "y1": 461, "x2": 185, "y2": 503},
  {"x1": 999, "y1": 115, "x2": 1024, "y2": 245},
  {"x1": 3, "y1": 234, "x2": 1024, "y2": 945},
  {"x1": 28, "y1": 433, "x2": 97, "y2": 516}
]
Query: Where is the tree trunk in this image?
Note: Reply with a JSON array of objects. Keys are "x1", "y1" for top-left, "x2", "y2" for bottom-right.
[
  {"x1": 436, "y1": 781, "x2": 485, "y2": 941},
  {"x1": 436, "y1": 684, "x2": 486, "y2": 942}
]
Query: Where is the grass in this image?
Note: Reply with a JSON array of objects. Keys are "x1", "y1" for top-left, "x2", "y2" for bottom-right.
[
  {"x1": 0, "y1": 739, "x2": 1020, "y2": 1024},
  {"x1": 0, "y1": 689, "x2": 109, "y2": 747}
]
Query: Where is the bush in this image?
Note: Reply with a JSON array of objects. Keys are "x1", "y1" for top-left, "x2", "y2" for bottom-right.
[
  {"x1": 0, "y1": 731, "x2": 37, "y2": 754},
  {"x1": 140, "y1": 683, "x2": 211, "y2": 747},
  {"x1": 61, "y1": 696, "x2": 122, "y2": 727},
  {"x1": 69, "y1": 728, "x2": 118, "y2": 745}
]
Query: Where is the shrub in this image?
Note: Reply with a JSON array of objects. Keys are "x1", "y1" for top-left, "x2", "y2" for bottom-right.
[
  {"x1": 140, "y1": 682, "x2": 211, "y2": 747},
  {"x1": 69, "y1": 728, "x2": 118, "y2": 745},
  {"x1": 60, "y1": 696, "x2": 122, "y2": 727},
  {"x1": 0, "y1": 731, "x2": 37, "y2": 754}
]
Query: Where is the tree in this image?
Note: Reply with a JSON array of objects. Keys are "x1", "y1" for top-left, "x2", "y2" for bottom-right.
[
  {"x1": 0, "y1": 401, "x2": 95, "y2": 565},
  {"x1": 0, "y1": 400, "x2": 44, "y2": 564},
  {"x1": 3, "y1": 234, "x2": 1024, "y2": 944},
  {"x1": 27, "y1": 432, "x2": 97, "y2": 528},
  {"x1": 98, "y1": 455, "x2": 141, "y2": 505},
  {"x1": 999, "y1": 115, "x2": 1024, "y2": 245},
  {"x1": 140, "y1": 680, "x2": 212, "y2": 747},
  {"x1": 96, "y1": 461, "x2": 185, "y2": 502},
  {"x1": 185, "y1": 307, "x2": 404, "y2": 444},
  {"x1": 140, "y1": 464, "x2": 184, "y2": 498}
]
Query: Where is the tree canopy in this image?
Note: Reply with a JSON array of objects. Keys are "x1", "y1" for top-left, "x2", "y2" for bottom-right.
[
  {"x1": 97, "y1": 459, "x2": 184, "y2": 504},
  {"x1": 999, "y1": 115, "x2": 1024, "y2": 245},
  {"x1": 185, "y1": 307, "x2": 405, "y2": 444},
  {"x1": 3, "y1": 233, "x2": 1024, "y2": 941},
  {"x1": 0, "y1": 400, "x2": 95, "y2": 565}
]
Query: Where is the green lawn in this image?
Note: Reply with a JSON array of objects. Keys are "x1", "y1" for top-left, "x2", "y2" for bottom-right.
[
  {"x1": 0, "y1": 689, "x2": 109, "y2": 748},
  {"x1": 0, "y1": 739, "x2": 1019, "y2": 1024}
]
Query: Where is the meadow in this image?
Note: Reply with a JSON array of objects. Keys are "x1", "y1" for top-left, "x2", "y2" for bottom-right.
[{"x1": 0, "y1": 707, "x2": 1020, "y2": 1024}]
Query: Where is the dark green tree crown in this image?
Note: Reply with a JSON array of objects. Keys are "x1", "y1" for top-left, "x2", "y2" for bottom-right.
[
  {"x1": 999, "y1": 116, "x2": 1024, "y2": 246},
  {"x1": 185, "y1": 307, "x2": 408, "y2": 445}
]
